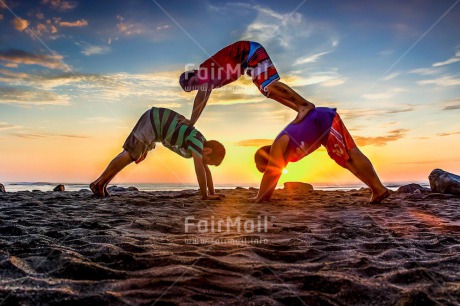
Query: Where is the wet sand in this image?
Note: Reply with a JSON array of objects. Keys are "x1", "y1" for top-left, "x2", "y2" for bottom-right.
[{"x1": 0, "y1": 188, "x2": 459, "y2": 305}]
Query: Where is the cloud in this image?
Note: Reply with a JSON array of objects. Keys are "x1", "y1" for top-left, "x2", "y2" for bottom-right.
[
  {"x1": 156, "y1": 25, "x2": 170, "y2": 31},
  {"x1": 35, "y1": 20, "x2": 58, "y2": 36},
  {"x1": 116, "y1": 15, "x2": 143, "y2": 35},
  {"x1": 81, "y1": 45, "x2": 110, "y2": 56},
  {"x1": 339, "y1": 106, "x2": 414, "y2": 120},
  {"x1": 418, "y1": 75, "x2": 460, "y2": 87},
  {"x1": 0, "y1": 69, "x2": 187, "y2": 103},
  {"x1": 241, "y1": 7, "x2": 303, "y2": 48},
  {"x1": 433, "y1": 50, "x2": 460, "y2": 67},
  {"x1": 362, "y1": 88, "x2": 405, "y2": 100},
  {"x1": 56, "y1": 134, "x2": 89, "y2": 139},
  {"x1": 236, "y1": 3, "x2": 337, "y2": 50},
  {"x1": 321, "y1": 78, "x2": 346, "y2": 87},
  {"x1": 236, "y1": 129, "x2": 409, "y2": 148},
  {"x1": 0, "y1": 68, "x2": 30, "y2": 79},
  {"x1": 81, "y1": 117, "x2": 119, "y2": 123},
  {"x1": 386, "y1": 106, "x2": 414, "y2": 114},
  {"x1": 353, "y1": 129, "x2": 408, "y2": 147},
  {"x1": 0, "y1": 67, "x2": 343, "y2": 106},
  {"x1": 442, "y1": 99, "x2": 460, "y2": 110},
  {"x1": 208, "y1": 83, "x2": 265, "y2": 105},
  {"x1": 0, "y1": 14, "x2": 3, "y2": 21},
  {"x1": 11, "y1": 132, "x2": 88, "y2": 139},
  {"x1": 382, "y1": 72, "x2": 400, "y2": 81},
  {"x1": 234, "y1": 139, "x2": 273, "y2": 147},
  {"x1": 0, "y1": 87, "x2": 70, "y2": 106},
  {"x1": 59, "y1": 19, "x2": 88, "y2": 27},
  {"x1": 287, "y1": 72, "x2": 345, "y2": 87},
  {"x1": 379, "y1": 49, "x2": 394, "y2": 56},
  {"x1": 42, "y1": 0, "x2": 77, "y2": 11},
  {"x1": 12, "y1": 133, "x2": 46, "y2": 139},
  {"x1": 0, "y1": 122, "x2": 21, "y2": 131},
  {"x1": 294, "y1": 51, "x2": 330, "y2": 65},
  {"x1": 147, "y1": 103, "x2": 183, "y2": 108},
  {"x1": 409, "y1": 67, "x2": 439, "y2": 76},
  {"x1": 0, "y1": 49, "x2": 71, "y2": 71},
  {"x1": 436, "y1": 131, "x2": 460, "y2": 137},
  {"x1": 12, "y1": 17, "x2": 29, "y2": 31}
]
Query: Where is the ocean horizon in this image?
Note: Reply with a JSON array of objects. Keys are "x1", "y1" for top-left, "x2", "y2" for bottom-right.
[{"x1": 1, "y1": 181, "x2": 430, "y2": 193}]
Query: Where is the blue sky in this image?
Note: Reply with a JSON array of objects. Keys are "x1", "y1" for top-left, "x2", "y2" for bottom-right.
[{"x1": 0, "y1": 0, "x2": 459, "y2": 184}]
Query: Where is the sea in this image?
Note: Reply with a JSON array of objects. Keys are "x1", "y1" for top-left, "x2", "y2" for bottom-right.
[{"x1": 1, "y1": 182, "x2": 430, "y2": 193}]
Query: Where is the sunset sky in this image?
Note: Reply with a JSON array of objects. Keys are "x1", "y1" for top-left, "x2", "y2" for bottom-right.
[{"x1": 1, "y1": 0, "x2": 460, "y2": 187}]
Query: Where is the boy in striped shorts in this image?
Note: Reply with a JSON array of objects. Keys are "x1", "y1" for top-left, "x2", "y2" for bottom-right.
[
  {"x1": 179, "y1": 41, "x2": 315, "y2": 126},
  {"x1": 252, "y1": 107, "x2": 390, "y2": 204},
  {"x1": 90, "y1": 107, "x2": 226, "y2": 199}
]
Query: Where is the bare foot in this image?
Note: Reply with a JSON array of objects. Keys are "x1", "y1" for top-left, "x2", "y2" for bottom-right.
[
  {"x1": 292, "y1": 102, "x2": 315, "y2": 124},
  {"x1": 370, "y1": 188, "x2": 390, "y2": 204},
  {"x1": 90, "y1": 182, "x2": 105, "y2": 197}
]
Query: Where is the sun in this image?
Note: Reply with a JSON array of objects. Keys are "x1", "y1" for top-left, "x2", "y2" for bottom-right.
[{"x1": 282, "y1": 168, "x2": 288, "y2": 175}]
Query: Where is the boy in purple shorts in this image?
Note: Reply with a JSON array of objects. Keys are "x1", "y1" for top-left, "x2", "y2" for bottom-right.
[
  {"x1": 179, "y1": 41, "x2": 315, "y2": 126},
  {"x1": 252, "y1": 107, "x2": 390, "y2": 204}
]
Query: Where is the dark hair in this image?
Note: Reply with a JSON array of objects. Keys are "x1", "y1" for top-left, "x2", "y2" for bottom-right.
[
  {"x1": 204, "y1": 140, "x2": 226, "y2": 166},
  {"x1": 254, "y1": 145, "x2": 271, "y2": 173},
  {"x1": 179, "y1": 70, "x2": 197, "y2": 91}
]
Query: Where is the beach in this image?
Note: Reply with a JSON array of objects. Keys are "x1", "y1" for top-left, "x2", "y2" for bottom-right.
[{"x1": 0, "y1": 187, "x2": 459, "y2": 305}]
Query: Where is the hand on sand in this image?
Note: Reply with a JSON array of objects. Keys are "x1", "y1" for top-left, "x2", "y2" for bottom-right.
[
  {"x1": 291, "y1": 102, "x2": 315, "y2": 124},
  {"x1": 202, "y1": 194, "x2": 223, "y2": 200}
]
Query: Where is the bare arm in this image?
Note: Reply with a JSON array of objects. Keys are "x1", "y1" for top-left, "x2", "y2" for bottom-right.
[
  {"x1": 204, "y1": 163, "x2": 215, "y2": 195},
  {"x1": 186, "y1": 85, "x2": 212, "y2": 126},
  {"x1": 192, "y1": 152, "x2": 221, "y2": 200},
  {"x1": 253, "y1": 135, "x2": 289, "y2": 202}
]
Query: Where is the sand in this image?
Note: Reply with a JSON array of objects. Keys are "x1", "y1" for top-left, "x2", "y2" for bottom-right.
[{"x1": 0, "y1": 187, "x2": 459, "y2": 305}]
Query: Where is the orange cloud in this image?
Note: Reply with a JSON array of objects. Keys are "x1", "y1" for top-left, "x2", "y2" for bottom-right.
[
  {"x1": 0, "y1": 49, "x2": 70, "y2": 71},
  {"x1": 436, "y1": 131, "x2": 460, "y2": 137},
  {"x1": 59, "y1": 19, "x2": 88, "y2": 27},
  {"x1": 442, "y1": 99, "x2": 460, "y2": 110},
  {"x1": 12, "y1": 17, "x2": 29, "y2": 31},
  {"x1": 0, "y1": 122, "x2": 21, "y2": 131},
  {"x1": 116, "y1": 15, "x2": 143, "y2": 35},
  {"x1": 354, "y1": 129, "x2": 408, "y2": 147},
  {"x1": 0, "y1": 87, "x2": 69, "y2": 106},
  {"x1": 35, "y1": 22, "x2": 58, "y2": 36}
]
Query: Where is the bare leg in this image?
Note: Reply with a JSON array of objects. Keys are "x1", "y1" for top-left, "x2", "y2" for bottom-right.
[
  {"x1": 90, "y1": 150, "x2": 134, "y2": 197},
  {"x1": 265, "y1": 81, "x2": 315, "y2": 123},
  {"x1": 344, "y1": 147, "x2": 389, "y2": 203}
]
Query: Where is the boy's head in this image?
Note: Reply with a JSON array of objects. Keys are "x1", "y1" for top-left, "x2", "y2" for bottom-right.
[
  {"x1": 179, "y1": 70, "x2": 199, "y2": 92},
  {"x1": 254, "y1": 145, "x2": 271, "y2": 173},
  {"x1": 202, "y1": 140, "x2": 226, "y2": 166}
]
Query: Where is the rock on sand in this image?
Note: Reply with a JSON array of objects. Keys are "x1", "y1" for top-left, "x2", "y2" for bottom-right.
[
  {"x1": 0, "y1": 183, "x2": 5, "y2": 193},
  {"x1": 397, "y1": 183, "x2": 430, "y2": 193},
  {"x1": 429, "y1": 169, "x2": 460, "y2": 195},
  {"x1": 284, "y1": 182, "x2": 313, "y2": 191},
  {"x1": 53, "y1": 184, "x2": 65, "y2": 192}
]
